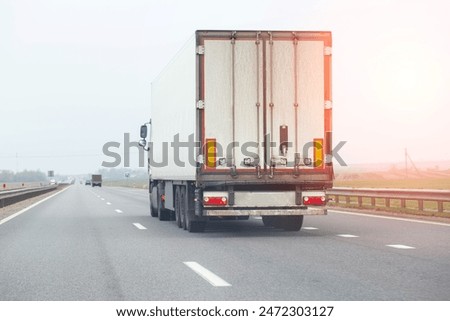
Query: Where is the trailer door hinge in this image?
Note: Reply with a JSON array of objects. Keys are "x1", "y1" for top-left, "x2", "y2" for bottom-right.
[
  {"x1": 196, "y1": 100, "x2": 205, "y2": 109},
  {"x1": 196, "y1": 45, "x2": 205, "y2": 55},
  {"x1": 324, "y1": 46, "x2": 332, "y2": 56}
]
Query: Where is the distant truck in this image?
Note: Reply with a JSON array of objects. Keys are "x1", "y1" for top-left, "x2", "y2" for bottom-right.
[
  {"x1": 139, "y1": 30, "x2": 333, "y2": 232},
  {"x1": 91, "y1": 175, "x2": 102, "y2": 187}
]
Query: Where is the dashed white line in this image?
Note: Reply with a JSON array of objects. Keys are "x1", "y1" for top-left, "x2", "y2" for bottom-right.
[
  {"x1": 184, "y1": 262, "x2": 231, "y2": 287},
  {"x1": 133, "y1": 223, "x2": 147, "y2": 230},
  {"x1": 337, "y1": 234, "x2": 359, "y2": 238},
  {"x1": 331, "y1": 209, "x2": 450, "y2": 227},
  {"x1": 387, "y1": 244, "x2": 415, "y2": 249},
  {"x1": 106, "y1": 202, "x2": 111, "y2": 205},
  {"x1": 115, "y1": 209, "x2": 123, "y2": 213},
  {"x1": 302, "y1": 227, "x2": 318, "y2": 230},
  {"x1": 100, "y1": 198, "x2": 105, "y2": 201}
]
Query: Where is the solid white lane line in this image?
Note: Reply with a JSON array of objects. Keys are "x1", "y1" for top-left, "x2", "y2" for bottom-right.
[
  {"x1": 133, "y1": 223, "x2": 147, "y2": 230},
  {"x1": 184, "y1": 262, "x2": 231, "y2": 287},
  {"x1": 115, "y1": 209, "x2": 123, "y2": 213},
  {"x1": 337, "y1": 234, "x2": 359, "y2": 238},
  {"x1": 106, "y1": 202, "x2": 111, "y2": 205},
  {"x1": 0, "y1": 187, "x2": 70, "y2": 226},
  {"x1": 331, "y1": 210, "x2": 450, "y2": 227},
  {"x1": 302, "y1": 227, "x2": 318, "y2": 230},
  {"x1": 387, "y1": 244, "x2": 415, "y2": 249}
]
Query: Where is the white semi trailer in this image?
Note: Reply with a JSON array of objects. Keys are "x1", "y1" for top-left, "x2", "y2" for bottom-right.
[{"x1": 139, "y1": 30, "x2": 333, "y2": 232}]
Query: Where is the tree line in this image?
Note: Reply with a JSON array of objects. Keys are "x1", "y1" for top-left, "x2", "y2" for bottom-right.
[{"x1": 0, "y1": 170, "x2": 47, "y2": 182}]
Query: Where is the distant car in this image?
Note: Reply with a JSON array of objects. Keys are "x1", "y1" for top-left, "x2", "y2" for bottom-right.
[
  {"x1": 85, "y1": 180, "x2": 91, "y2": 185},
  {"x1": 49, "y1": 179, "x2": 57, "y2": 185}
]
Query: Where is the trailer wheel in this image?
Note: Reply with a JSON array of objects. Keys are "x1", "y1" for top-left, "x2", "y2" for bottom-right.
[
  {"x1": 182, "y1": 186, "x2": 205, "y2": 233},
  {"x1": 175, "y1": 187, "x2": 183, "y2": 228},
  {"x1": 179, "y1": 187, "x2": 187, "y2": 229},
  {"x1": 263, "y1": 216, "x2": 303, "y2": 231},
  {"x1": 262, "y1": 216, "x2": 276, "y2": 227},
  {"x1": 279, "y1": 215, "x2": 304, "y2": 231},
  {"x1": 149, "y1": 186, "x2": 158, "y2": 217},
  {"x1": 186, "y1": 218, "x2": 206, "y2": 233},
  {"x1": 157, "y1": 186, "x2": 170, "y2": 221}
]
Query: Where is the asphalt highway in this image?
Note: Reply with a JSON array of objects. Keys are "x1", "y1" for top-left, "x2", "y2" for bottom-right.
[{"x1": 0, "y1": 184, "x2": 449, "y2": 300}]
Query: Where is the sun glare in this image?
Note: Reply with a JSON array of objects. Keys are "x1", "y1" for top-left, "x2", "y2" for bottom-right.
[{"x1": 371, "y1": 42, "x2": 440, "y2": 116}]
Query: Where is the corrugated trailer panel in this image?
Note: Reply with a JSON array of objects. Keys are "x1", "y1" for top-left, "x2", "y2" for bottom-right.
[
  {"x1": 268, "y1": 40, "x2": 324, "y2": 167},
  {"x1": 151, "y1": 36, "x2": 197, "y2": 181},
  {"x1": 199, "y1": 31, "x2": 331, "y2": 173},
  {"x1": 203, "y1": 39, "x2": 264, "y2": 169}
]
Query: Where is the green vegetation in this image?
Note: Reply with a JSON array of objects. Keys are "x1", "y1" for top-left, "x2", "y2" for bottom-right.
[
  {"x1": 330, "y1": 195, "x2": 450, "y2": 218},
  {"x1": 97, "y1": 168, "x2": 148, "y2": 189},
  {"x1": 0, "y1": 170, "x2": 47, "y2": 182},
  {"x1": 334, "y1": 178, "x2": 450, "y2": 190},
  {"x1": 331, "y1": 177, "x2": 450, "y2": 218},
  {"x1": 103, "y1": 180, "x2": 147, "y2": 189}
]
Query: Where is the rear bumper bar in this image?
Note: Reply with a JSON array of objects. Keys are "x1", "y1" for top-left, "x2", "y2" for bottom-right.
[{"x1": 203, "y1": 207, "x2": 327, "y2": 216}]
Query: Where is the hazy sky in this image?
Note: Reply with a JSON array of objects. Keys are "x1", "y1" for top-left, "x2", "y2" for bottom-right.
[{"x1": 0, "y1": 0, "x2": 449, "y2": 174}]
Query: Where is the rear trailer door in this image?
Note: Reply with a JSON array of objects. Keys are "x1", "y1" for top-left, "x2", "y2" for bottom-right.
[{"x1": 199, "y1": 31, "x2": 332, "y2": 175}]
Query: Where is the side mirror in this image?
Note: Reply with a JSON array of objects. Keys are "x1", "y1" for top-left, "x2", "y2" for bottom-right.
[{"x1": 140, "y1": 125, "x2": 148, "y2": 138}]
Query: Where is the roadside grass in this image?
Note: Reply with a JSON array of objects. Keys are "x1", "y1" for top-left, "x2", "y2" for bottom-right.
[
  {"x1": 330, "y1": 195, "x2": 450, "y2": 218},
  {"x1": 334, "y1": 178, "x2": 450, "y2": 190},
  {"x1": 103, "y1": 180, "x2": 147, "y2": 189},
  {"x1": 331, "y1": 178, "x2": 450, "y2": 218}
]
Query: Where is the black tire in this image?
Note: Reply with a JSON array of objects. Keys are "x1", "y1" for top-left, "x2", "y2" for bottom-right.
[
  {"x1": 157, "y1": 186, "x2": 170, "y2": 221},
  {"x1": 263, "y1": 216, "x2": 303, "y2": 231},
  {"x1": 262, "y1": 216, "x2": 276, "y2": 227},
  {"x1": 180, "y1": 187, "x2": 187, "y2": 229},
  {"x1": 175, "y1": 187, "x2": 183, "y2": 228},
  {"x1": 149, "y1": 187, "x2": 158, "y2": 217},
  {"x1": 278, "y1": 216, "x2": 304, "y2": 231},
  {"x1": 188, "y1": 221, "x2": 206, "y2": 233},
  {"x1": 182, "y1": 186, "x2": 205, "y2": 233}
]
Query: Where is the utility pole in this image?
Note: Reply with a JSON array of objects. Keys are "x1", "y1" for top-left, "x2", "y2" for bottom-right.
[{"x1": 405, "y1": 148, "x2": 420, "y2": 179}]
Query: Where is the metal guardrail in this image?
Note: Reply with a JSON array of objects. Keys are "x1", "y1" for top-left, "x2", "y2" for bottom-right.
[
  {"x1": 1, "y1": 181, "x2": 48, "y2": 191},
  {"x1": 327, "y1": 188, "x2": 450, "y2": 213},
  {"x1": 0, "y1": 185, "x2": 58, "y2": 208}
]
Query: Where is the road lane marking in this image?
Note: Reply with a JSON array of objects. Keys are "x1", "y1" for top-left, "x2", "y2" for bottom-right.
[
  {"x1": 337, "y1": 234, "x2": 359, "y2": 238},
  {"x1": 387, "y1": 244, "x2": 415, "y2": 249},
  {"x1": 133, "y1": 223, "x2": 147, "y2": 230},
  {"x1": 254, "y1": 217, "x2": 262, "y2": 220},
  {"x1": 184, "y1": 262, "x2": 231, "y2": 287},
  {"x1": 100, "y1": 198, "x2": 105, "y2": 201},
  {"x1": 330, "y1": 210, "x2": 450, "y2": 227},
  {"x1": 0, "y1": 187, "x2": 70, "y2": 226},
  {"x1": 115, "y1": 209, "x2": 123, "y2": 213},
  {"x1": 106, "y1": 202, "x2": 111, "y2": 205},
  {"x1": 302, "y1": 227, "x2": 318, "y2": 230}
]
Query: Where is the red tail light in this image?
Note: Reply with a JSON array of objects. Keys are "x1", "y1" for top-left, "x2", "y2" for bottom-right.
[
  {"x1": 203, "y1": 196, "x2": 227, "y2": 206},
  {"x1": 303, "y1": 196, "x2": 326, "y2": 206}
]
